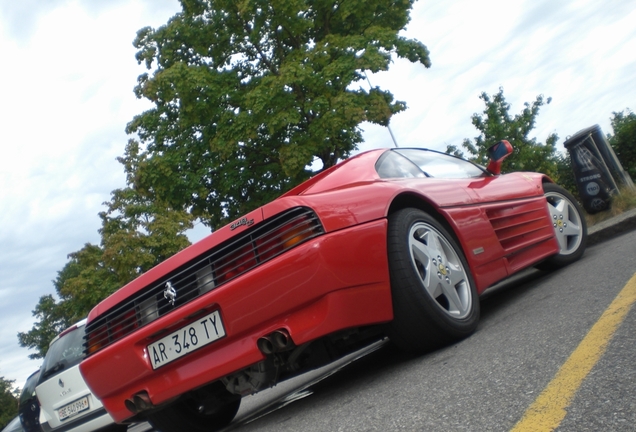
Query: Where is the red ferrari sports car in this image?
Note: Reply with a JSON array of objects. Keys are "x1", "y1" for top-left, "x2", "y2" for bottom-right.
[{"x1": 80, "y1": 143, "x2": 586, "y2": 432}]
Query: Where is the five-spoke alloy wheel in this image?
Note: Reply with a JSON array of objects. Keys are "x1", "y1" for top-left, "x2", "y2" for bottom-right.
[
  {"x1": 387, "y1": 208, "x2": 479, "y2": 353},
  {"x1": 539, "y1": 183, "x2": 587, "y2": 270}
]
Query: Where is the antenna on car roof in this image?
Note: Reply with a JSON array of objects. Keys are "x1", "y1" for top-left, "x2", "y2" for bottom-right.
[{"x1": 364, "y1": 71, "x2": 399, "y2": 148}]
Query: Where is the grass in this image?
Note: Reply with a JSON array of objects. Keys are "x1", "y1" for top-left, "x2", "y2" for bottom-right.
[{"x1": 585, "y1": 186, "x2": 636, "y2": 227}]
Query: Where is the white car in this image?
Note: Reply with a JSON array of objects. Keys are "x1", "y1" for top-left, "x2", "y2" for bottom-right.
[{"x1": 36, "y1": 319, "x2": 126, "y2": 432}]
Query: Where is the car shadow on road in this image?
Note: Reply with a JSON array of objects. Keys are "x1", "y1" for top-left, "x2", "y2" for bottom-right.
[
  {"x1": 225, "y1": 338, "x2": 424, "y2": 430},
  {"x1": 478, "y1": 268, "x2": 554, "y2": 317}
]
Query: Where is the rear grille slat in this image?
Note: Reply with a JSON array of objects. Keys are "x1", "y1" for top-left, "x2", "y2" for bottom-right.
[{"x1": 85, "y1": 207, "x2": 324, "y2": 356}]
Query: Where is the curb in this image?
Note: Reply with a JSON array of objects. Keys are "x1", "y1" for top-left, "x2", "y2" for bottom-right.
[{"x1": 587, "y1": 207, "x2": 636, "y2": 246}]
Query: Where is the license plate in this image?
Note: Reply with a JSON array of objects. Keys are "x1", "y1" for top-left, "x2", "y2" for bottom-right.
[
  {"x1": 148, "y1": 310, "x2": 226, "y2": 370},
  {"x1": 58, "y1": 396, "x2": 89, "y2": 421}
]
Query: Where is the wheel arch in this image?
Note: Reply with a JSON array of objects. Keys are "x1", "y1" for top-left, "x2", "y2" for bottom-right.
[
  {"x1": 386, "y1": 192, "x2": 464, "y2": 253},
  {"x1": 541, "y1": 176, "x2": 555, "y2": 187}
]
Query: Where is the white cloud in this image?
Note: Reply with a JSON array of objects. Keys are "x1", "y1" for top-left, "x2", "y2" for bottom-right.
[
  {"x1": 359, "y1": 0, "x2": 636, "y2": 155},
  {"x1": 2, "y1": 0, "x2": 636, "y2": 389},
  {"x1": 0, "y1": 0, "x2": 181, "y2": 388}
]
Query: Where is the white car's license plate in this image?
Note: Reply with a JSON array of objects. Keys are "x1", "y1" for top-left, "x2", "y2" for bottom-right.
[
  {"x1": 148, "y1": 310, "x2": 226, "y2": 370},
  {"x1": 58, "y1": 396, "x2": 89, "y2": 421}
]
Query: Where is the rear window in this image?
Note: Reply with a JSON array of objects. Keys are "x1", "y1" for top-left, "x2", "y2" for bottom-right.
[
  {"x1": 39, "y1": 325, "x2": 86, "y2": 382},
  {"x1": 19, "y1": 371, "x2": 40, "y2": 405}
]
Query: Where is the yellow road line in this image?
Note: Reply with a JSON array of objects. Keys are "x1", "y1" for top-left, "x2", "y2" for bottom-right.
[{"x1": 511, "y1": 272, "x2": 636, "y2": 432}]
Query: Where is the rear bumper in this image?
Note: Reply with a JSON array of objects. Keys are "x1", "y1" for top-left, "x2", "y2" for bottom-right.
[{"x1": 80, "y1": 219, "x2": 393, "y2": 422}]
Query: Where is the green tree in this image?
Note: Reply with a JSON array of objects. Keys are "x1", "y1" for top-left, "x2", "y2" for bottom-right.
[
  {"x1": 17, "y1": 294, "x2": 73, "y2": 360},
  {"x1": 125, "y1": 0, "x2": 431, "y2": 229},
  {"x1": 98, "y1": 187, "x2": 194, "y2": 286},
  {"x1": 18, "y1": 189, "x2": 194, "y2": 359},
  {"x1": 608, "y1": 109, "x2": 636, "y2": 180},
  {"x1": 0, "y1": 376, "x2": 19, "y2": 430},
  {"x1": 449, "y1": 87, "x2": 561, "y2": 179},
  {"x1": 18, "y1": 0, "x2": 429, "y2": 360},
  {"x1": 553, "y1": 152, "x2": 578, "y2": 197}
]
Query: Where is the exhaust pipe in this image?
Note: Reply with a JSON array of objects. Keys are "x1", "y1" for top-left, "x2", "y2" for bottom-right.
[
  {"x1": 124, "y1": 399, "x2": 138, "y2": 414},
  {"x1": 257, "y1": 329, "x2": 294, "y2": 354},
  {"x1": 125, "y1": 391, "x2": 154, "y2": 414},
  {"x1": 257, "y1": 336, "x2": 275, "y2": 354},
  {"x1": 271, "y1": 329, "x2": 292, "y2": 351}
]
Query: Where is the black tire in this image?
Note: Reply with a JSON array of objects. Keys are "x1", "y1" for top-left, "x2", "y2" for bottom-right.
[
  {"x1": 387, "y1": 208, "x2": 480, "y2": 353},
  {"x1": 147, "y1": 385, "x2": 240, "y2": 432},
  {"x1": 537, "y1": 183, "x2": 587, "y2": 270}
]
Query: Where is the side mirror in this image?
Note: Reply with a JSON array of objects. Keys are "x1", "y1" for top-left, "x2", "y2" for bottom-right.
[{"x1": 486, "y1": 140, "x2": 513, "y2": 175}]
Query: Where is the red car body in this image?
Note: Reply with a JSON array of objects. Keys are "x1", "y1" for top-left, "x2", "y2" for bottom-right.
[{"x1": 80, "y1": 147, "x2": 576, "y2": 427}]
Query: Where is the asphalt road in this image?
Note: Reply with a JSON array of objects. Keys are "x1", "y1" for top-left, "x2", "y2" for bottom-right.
[{"x1": 134, "y1": 227, "x2": 636, "y2": 432}]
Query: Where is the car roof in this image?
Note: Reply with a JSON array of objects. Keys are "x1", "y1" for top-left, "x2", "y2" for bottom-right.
[{"x1": 280, "y1": 148, "x2": 388, "y2": 197}]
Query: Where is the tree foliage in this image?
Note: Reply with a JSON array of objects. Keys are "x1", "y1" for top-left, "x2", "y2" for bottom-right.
[
  {"x1": 125, "y1": 0, "x2": 431, "y2": 229},
  {"x1": 448, "y1": 87, "x2": 561, "y2": 179},
  {"x1": 553, "y1": 152, "x2": 578, "y2": 197},
  {"x1": 18, "y1": 189, "x2": 194, "y2": 359},
  {"x1": 0, "y1": 376, "x2": 19, "y2": 430},
  {"x1": 19, "y1": 0, "x2": 428, "y2": 359},
  {"x1": 608, "y1": 109, "x2": 636, "y2": 180},
  {"x1": 98, "y1": 187, "x2": 195, "y2": 285},
  {"x1": 17, "y1": 294, "x2": 73, "y2": 360}
]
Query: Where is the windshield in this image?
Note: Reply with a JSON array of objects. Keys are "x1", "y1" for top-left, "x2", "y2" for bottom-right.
[
  {"x1": 39, "y1": 325, "x2": 86, "y2": 381},
  {"x1": 376, "y1": 148, "x2": 486, "y2": 179}
]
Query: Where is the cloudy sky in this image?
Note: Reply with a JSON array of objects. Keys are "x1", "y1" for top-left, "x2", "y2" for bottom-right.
[{"x1": 1, "y1": 0, "x2": 635, "y2": 389}]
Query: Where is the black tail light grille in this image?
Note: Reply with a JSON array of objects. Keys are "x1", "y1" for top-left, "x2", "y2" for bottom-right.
[{"x1": 84, "y1": 207, "x2": 324, "y2": 356}]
